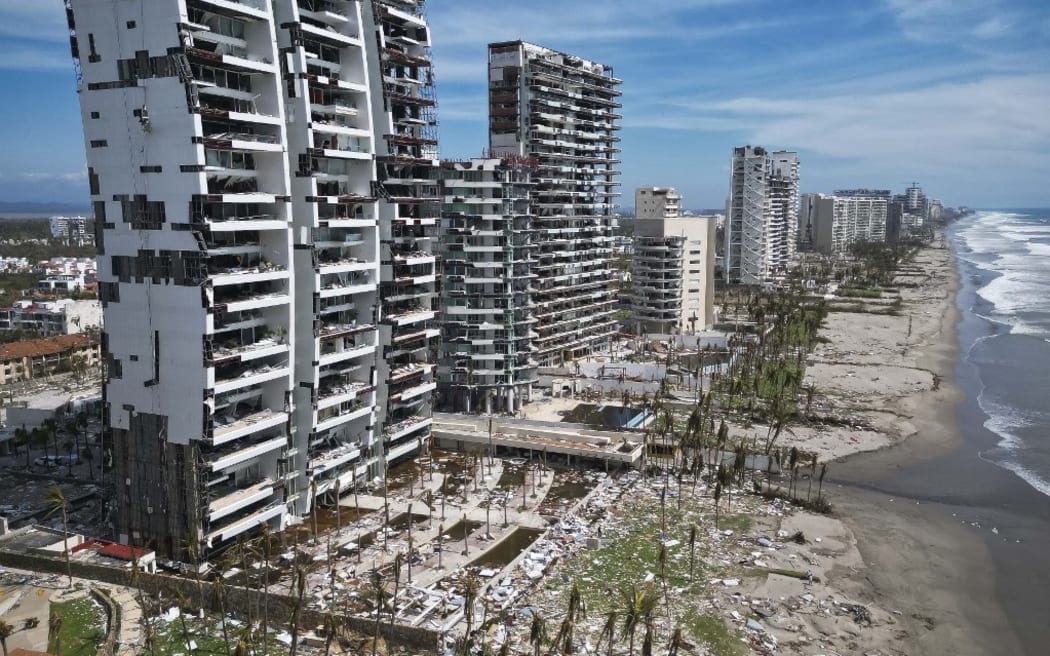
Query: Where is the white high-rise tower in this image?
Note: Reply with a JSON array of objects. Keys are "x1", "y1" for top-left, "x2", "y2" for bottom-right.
[
  {"x1": 67, "y1": 0, "x2": 437, "y2": 559},
  {"x1": 724, "y1": 146, "x2": 799, "y2": 284}
]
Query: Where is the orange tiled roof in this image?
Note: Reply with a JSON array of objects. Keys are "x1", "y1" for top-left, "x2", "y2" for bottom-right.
[{"x1": 0, "y1": 334, "x2": 96, "y2": 362}]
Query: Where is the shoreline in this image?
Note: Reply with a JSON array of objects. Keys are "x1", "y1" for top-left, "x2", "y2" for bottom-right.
[{"x1": 814, "y1": 231, "x2": 1046, "y2": 654}]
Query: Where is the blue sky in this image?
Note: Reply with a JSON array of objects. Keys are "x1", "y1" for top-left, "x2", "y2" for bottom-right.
[{"x1": 1, "y1": 0, "x2": 1048, "y2": 208}]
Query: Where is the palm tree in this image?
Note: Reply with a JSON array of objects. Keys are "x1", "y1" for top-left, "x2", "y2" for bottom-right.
[
  {"x1": 598, "y1": 611, "x2": 617, "y2": 656},
  {"x1": 44, "y1": 484, "x2": 72, "y2": 587},
  {"x1": 0, "y1": 619, "x2": 13, "y2": 656},
  {"x1": 688, "y1": 525, "x2": 698, "y2": 583},
  {"x1": 527, "y1": 611, "x2": 547, "y2": 656},
  {"x1": 367, "y1": 570, "x2": 388, "y2": 656},
  {"x1": 321, "y1": 612, "x2": 337, "y2": 656},
  {"x1": 30, "y1": 428, "x2": 48, "y2": 462},
  {"x1": 712, "y1": 481, "x2": 722, "y2": 531},
  {"x1": 82, "y1": 447, "x2": 95, "y2": 481},
  {"x1": 817, "y1": 463, "x2": 828, "y2": 501},
  {"x1": 641, "y1": 617, "x2": 654, "y2": 656},
  {"x1": 62, "y1": 440, "x2": 75, "y2": 476},
  {"x1": 234, "y1": 535, "x2": 255, "y2": 651},
  {"x1": 310, "y1": 479, "x2": 320, "y2": 542},
  {"x1": 619, "y1": 584, "x2": 658, "y2": 656},
  {"x1": 65, "y1": 413, "x2": 87, "y2": 470},
  {"x1": 253, "y1": 521, "x2": 274, "y2": 651},
  {"x1": 213, "y1": 570, "x2": 234, "y2": 656},
  {"x1": 48, "y1": 614, "x2": 63, "y2": 656},
  {"x1": 174, "y1": 590, "x2": 195, "y2": 656},
  {"x1": 42, "y1": 418, "x2": 60, "y2": 463},
  {"x1": 666, "y1": 625, "x2": 684, "y2": 656},
  {"x1": 390, "y1": 552, "x2": 404, "y2": 629},
  {"x1": 14, "y1": 426, "x2": 29, "y2": 469}
]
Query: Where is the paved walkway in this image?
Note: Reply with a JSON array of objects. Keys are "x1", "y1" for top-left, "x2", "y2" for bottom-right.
[{"x1": 0, "y1": 568, "x2": 143, "y2": 656}]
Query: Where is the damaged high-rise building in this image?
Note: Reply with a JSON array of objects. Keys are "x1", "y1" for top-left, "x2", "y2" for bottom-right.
[
  {"x1": 487, "y1": 41, "x2": 622, "y2": 366},
  {"x1": 66, "y1": 0, "x2": 438, "y2": 559},
  {"x1": 724, "y1": 146, "x2": 799, "y2": 285}
]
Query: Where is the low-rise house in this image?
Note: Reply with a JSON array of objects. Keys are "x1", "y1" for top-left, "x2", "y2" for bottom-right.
[{"x1": 0, "y1": 334, "x2": 100, "y2": 385}]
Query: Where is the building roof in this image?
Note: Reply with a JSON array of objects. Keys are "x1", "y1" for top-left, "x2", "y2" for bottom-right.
[
  {"x1": 0, "y1": 334, "x2": 95, "y2": 362},
  {"x1": 97, "y1": 542, "x2": 153, "y2": 562}
]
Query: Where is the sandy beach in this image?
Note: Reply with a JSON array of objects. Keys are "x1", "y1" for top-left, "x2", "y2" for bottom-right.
[{"x1": 776, "y1": 237, "x2": 1044, "y2": 654}]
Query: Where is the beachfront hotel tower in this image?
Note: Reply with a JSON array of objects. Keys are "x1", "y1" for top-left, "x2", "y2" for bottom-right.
[
  {"x1": 66, "y1": 0, "x2": 438, "y2": 558},
  {"x1": 800, "y1": 193, "x2": 888, "y2": 254},
  {"x1": 630, "y1": 187, "x2": 716, "y2": 335},
  {"x1": 437, "y1": 158, "x2": 537, "y2": 415},
  {"x1": 725, "y1": 146, "x2": 800, "y2": 285},
  {"x1": 487, "y1": 41, "x2": 622, "y2": 366}
]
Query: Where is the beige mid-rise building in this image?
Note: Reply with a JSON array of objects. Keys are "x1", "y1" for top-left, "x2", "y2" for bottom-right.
[{"x1": 630, "y1": 187, "x2": 715, "y2": 334}]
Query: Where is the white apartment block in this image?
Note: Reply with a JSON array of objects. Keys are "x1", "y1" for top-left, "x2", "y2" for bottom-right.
[
  {"x1": 800, "y1": 193, "x2": 888, "y2": 254},
  {"x1": 49, "y1": 215, "x2": 90, "y2": 242},
  {"x1": 437, "y1": 158, "x2": 537, "y2": 415},
  {"x1": 488, "y1": 41, "x2": 622, "y2": 366},
  {"x1": 725, "y1": 146, "x2": 799, "y2": 285},
  {"x1": 364, "y1": 3, "x2": 440, "y2": 466},
  {"x1": 630, "y1": 188, "x2": 715, "y2": 334},
  {"x1": 68, "y1": 0, "x2": 437, "y2": 558},
  {"x1": 0, "y1": 299, "x2": 103, "y2": 336}
]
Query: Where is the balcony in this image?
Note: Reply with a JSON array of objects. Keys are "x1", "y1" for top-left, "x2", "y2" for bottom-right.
[
  {"x1": 206, "y1": 435, "x2": 286, "y2": 471},
  {"x1": 210, "y1": 261, "x2": 288, "y2": 286},
  {"x1": 210, "y1": 408, "x2": 288, "y2": 446},
  {"x1": 301, "y1": 21, "x2": 362, "y2": 48},
  {"x1": 317, "y1": 257, "x2": 373, "y2": 275},
  {"x1": 385, "y1": 438, "x2": 419, "y2": 462},
  {"x1": 386, "y1": 309, "x2": 435, "y2": 326},
  {"x1": 318, "y1": 332, "x2": 377, "y2": 366},
  {"x1": 208, "y1": 478, "x2": 275, "y2": 522},
  {"x1": 307, "y1": 443, "x2": 362, "y2": 477},
  {"x1": 298, "y1": 1, "x2": 352, "y2": 26},
  {"x1": 389, "y1": 380, "x2": 436, "y2": 404},
  {"x1": 205, "y1": 501, "x2": 284, "y2": 547},
  {"x1": 315, "y1": 401, "x2": 372, "y2": 432},
  {"x1": 213, "y1": 363, "x2": 289, "y2": 394},
  {"x1": 317, "y1": 381, "x2": 373, "y2": 410},
  {"x1": 383, "y1": 416, "x2": 432, "y2": 441},
  {"x1": 210, "y1": 336, "x2": 288, "y2": 365},
  {"x1": 194, "y1": 0, "x2": 268, "y2": 20}
]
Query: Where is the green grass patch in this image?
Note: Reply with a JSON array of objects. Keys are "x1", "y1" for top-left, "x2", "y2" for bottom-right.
[
  {"x1": 151, "y1": 611, "x2": 289, "y2": 656},
  {"x1": 543, "y1": 490, "x2": 758, "y2": 616},
  {"x1": 714, "y1": 513, "x2": 752, "y2": 534},
  {"x1": 681, "y1": 608, "x2": 747, "y2": 656},
  {"x1": 837, "y1": 287, "x2": 882, "y2": 298},
  {"x1": 48, "y1": 597, "x2": 107, "y2": 656}
]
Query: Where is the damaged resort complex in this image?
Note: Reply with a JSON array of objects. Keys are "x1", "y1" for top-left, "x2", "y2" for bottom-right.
[{"x1": 0, "y1": 2, "x2": 972, "y2": 656}]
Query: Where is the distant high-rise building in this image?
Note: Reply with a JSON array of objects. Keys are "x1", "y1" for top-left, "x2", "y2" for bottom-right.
[
  {"x1": 630, "y1": 187, "x2": 715, "y2": 334},
  {"x1": 724, "y1": 146, "x2": 799, "y2": 284},
  {"x1": 800, "y1": 193, "x2": 888, "y2": 253},
  {"x1": 488, "y1": 41, "x2": 622, "y2": 365},
  {"x1": 67, "y1": 0, "x2": 438, "y2": 558},
  {"x1": 437, "y1": 158, "x2": 537, "y2": 414},
  {"x1": 49, "y1": 216, "x2": 89, "y2": 243}
]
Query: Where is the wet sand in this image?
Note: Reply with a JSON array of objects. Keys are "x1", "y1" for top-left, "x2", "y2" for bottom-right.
[{"x1": 827, "y1": 238, "x2": 1050, "y2": 655}]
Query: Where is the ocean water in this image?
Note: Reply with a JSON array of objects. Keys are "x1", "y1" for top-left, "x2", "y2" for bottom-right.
[{"x1": 954, "y1": 210, "x2": 1050, "y2": 497}]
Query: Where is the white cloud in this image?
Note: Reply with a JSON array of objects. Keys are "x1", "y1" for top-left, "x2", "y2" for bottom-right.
[
  {"x1": 883, "y1": 0, "x2": 1022, "y2": 42},
  {"x1": 658, "y1": 74, "x2": 1050, "y2": 175},
  {"x1": 6, "y1": 171, "x2": 88, "y2": 183},
  {"x1": 0, "y1": 0, "x2": 69, "y2": 42},
  {"x1": 0, "y1": 45, "x2": 74, "y2": 71}
]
